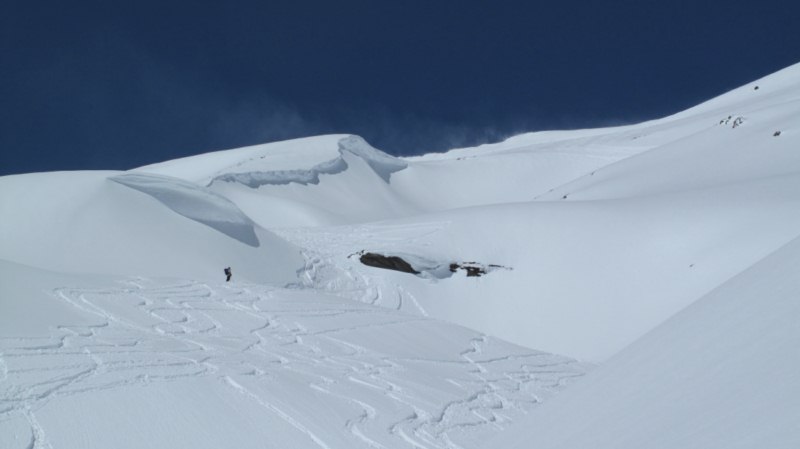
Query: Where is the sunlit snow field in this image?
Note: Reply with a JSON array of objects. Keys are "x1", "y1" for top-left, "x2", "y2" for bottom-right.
[{"x1": 2, "y1": 63, "x2": 800, "y2": 448}]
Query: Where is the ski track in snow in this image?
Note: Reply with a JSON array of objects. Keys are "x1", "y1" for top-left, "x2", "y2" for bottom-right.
[
  {"x1": 0, "y1": 278, "x2": 586, "y2": 449},
  {"x1": 275, "y1": 221, "x2": 450, "y2": 316}
]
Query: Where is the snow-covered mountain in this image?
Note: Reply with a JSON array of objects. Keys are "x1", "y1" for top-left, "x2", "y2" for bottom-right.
[{"x1": 1, "y1": 62, "x2": 799, "y2": 448}]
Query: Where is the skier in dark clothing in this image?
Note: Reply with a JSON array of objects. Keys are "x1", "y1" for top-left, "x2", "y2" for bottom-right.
[{"x1": 224, "y1": 267, "x2": 232, "y2": 282}]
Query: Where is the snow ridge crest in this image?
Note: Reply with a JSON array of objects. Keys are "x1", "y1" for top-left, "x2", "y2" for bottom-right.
[
  {"x1": 109, "y1": 172, "x2": 261, "y2": 247},
  {"x1": 209, "y1": 135, "x2": 407, "y2": 188}
]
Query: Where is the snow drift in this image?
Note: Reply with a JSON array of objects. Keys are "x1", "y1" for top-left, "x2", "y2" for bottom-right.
[
  {"x1": 109, "y1": 172, "x2": 261, "y2": 247},
  {"x1": 0, "y1": 171, "x2": 302, "y2": 284}
]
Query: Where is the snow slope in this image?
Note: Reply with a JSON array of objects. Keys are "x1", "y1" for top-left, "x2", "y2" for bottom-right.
[
  {"x1": 0, "y1": 263, "x2": 586, "y2": 449},
  {"x1": 109, "y1": 172, "x2": 262, "y2": 247},
  {"x1": 0, "y1": 171, "x2": 302, "y2": 284},
  {"x1": 274, "y1": 178, "x2": 800, "y2": 361},
  {"x1": 2, "y1": 62, "x2": 800, "y2": 448},
  {"x1": 489, "y1": 234, "x2": 800, "y2": 449},
  {"x1": 196, "y1": 62, "x2": 800, "y2": 361}
]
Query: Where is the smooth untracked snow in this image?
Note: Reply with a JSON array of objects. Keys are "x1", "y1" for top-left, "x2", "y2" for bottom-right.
[{"x1": 489, "y1": 235, "x2": 800, "y2": 449}]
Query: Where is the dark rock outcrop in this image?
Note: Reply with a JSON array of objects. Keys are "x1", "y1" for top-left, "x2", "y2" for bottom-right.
[
  {"x1": 450, "y1": 263, "x2": 483, "y2": 277},
  {"x1": 359, "y1": 253, "x2": 419, "y2": 274},
  {"x1": 355, "y1": 251, "x2": 511, "y2": 278},
  {"x1": 449, "y1": 262, "x2": 510, "y2": 277}
]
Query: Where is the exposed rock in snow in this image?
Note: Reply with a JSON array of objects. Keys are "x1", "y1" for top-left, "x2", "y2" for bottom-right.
[
  {"x1": 358, "y1": 252, "x2": 420, "y2": 274},
  {"x1": 449, "y1": 262, "x2": 512, "y2": 277},
  {"x1": 355, "y1": 251, "x2": 511, "y2": 278}
]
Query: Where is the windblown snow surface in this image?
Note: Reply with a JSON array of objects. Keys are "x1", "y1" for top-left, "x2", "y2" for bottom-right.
[{"x1": 1, "y1": 62, "x2": 799, "y2": 448}]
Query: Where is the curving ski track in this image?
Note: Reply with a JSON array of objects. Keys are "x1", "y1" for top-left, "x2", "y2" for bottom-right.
[{"x1": 0, "y1": 279, "x2": 586, "y2": 448}]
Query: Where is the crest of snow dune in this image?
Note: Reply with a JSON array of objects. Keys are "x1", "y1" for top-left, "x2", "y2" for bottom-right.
[
  {"x1": 338, "y1": 135, "x2": 409, "y2": 182},
  {"x1": 210, "y1": 135, "x2": 408, "y2": 187},
  {"x1": 109, "y1": 173, "x2": 260, "y2": 247}
]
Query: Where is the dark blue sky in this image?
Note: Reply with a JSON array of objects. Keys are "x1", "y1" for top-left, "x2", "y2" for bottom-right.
[{"x1": 2, "y1": 0, "x2": 799, "y2": 175}]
